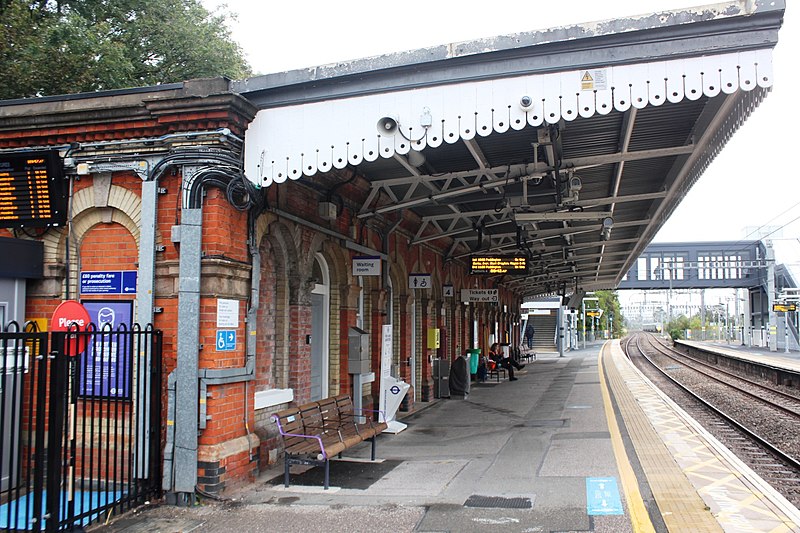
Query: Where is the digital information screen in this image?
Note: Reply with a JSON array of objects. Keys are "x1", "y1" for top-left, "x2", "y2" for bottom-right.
[
  {"x1": 470, "y1": 256, "x2": 527, "y2": 275},
  {"x1": 0, "y1": 151, "x2": 68, "y2": 228}
]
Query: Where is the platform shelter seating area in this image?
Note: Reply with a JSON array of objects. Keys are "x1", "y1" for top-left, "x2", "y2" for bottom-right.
[
  {"x1": 273, "y1": 395, "x2": 388, "y2": 489},
  {"x1": 485, "y1": 358, "x2": 507, "y2": 382}
]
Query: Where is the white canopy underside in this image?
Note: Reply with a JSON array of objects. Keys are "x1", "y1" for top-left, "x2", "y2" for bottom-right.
[{"x1": 244, "y1": 49, "x2": 773, "y2": 187}]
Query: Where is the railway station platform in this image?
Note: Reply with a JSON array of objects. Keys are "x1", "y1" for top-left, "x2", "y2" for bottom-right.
[
  {"x1": 96, "y1": 341, "x2": 800, "y2": 533},
  {"x1": 679, "y1": 339, "x2": 800, "y2": 370}
]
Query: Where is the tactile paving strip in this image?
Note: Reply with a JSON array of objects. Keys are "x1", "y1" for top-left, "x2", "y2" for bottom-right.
[{"x1": 607, "y1": 341, "x2": 800, "y2": 533}]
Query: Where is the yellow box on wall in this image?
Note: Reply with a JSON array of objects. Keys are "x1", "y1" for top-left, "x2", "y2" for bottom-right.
[
  {"x1": 26, "y1": 318, "x2": 48, "y2": 332},
  {"x1": 427, "y1": 328, "x2": 440, "y2": 349}
]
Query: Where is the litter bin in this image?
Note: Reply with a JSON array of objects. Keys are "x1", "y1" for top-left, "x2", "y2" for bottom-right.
[
  {"x1": 467, "y1": 349, "x2": 480, "y2": 375},
  {"x1": 432, "y1": 358, "x2": 450, "y2": 399}
]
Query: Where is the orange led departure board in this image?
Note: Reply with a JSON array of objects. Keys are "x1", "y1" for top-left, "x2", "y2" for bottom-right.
[
  {"x1": 470, "y1": 256, "x2": 527, "y2": 275},
  {"x1": 0, "y1": 151, "x2": 67, "y2": 228}
]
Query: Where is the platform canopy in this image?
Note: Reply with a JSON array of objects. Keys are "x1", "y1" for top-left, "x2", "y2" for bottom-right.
[{"x1": 237, "y1": 1, "x2": 784, "y2": 299}]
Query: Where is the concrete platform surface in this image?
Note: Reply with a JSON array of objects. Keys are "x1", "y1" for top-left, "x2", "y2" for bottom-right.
[{"x1": 90, "y1": 340, "x2": 800, "y2": 533}]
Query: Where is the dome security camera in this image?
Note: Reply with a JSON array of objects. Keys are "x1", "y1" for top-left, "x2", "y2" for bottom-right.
[{"x1": 520, "y1": 95, "x2": 534, "y2": 112}]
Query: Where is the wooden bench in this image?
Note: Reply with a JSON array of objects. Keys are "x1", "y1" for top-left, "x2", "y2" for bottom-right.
[
  {"x1": 519, "y1": 347, "x2": 537, "y2": 363},
  {"x1": 486, "y1": 358, "x2": 506, "y2": 382},
  {"x1": 272, "y1": 394, "x2": 388, "y2": 489}
]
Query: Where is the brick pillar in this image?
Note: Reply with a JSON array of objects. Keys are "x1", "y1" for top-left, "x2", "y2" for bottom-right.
[
  {"x1": 398, "y1": 294, "x2": 413, "y2": 411},
  {"x1": 339, "y1": 283, "x2": 361, "y2": 394},
  {"x1": 454, "y1": 302, "x2": 463, "y2": 359},
  {"x1": 369, "y1": 289, "x2": 388, "y2": 407},
  {"x1": 420, "y1": 298, "x2": 434, "y2": 402},
  {"x1": 288, "y1": 303, "x2": 312, "y2": 404}
]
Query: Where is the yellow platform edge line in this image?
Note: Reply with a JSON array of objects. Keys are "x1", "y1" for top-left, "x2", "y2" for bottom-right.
[{"x1": 599, "y1": 341, "x2": 656, "y2": 533}]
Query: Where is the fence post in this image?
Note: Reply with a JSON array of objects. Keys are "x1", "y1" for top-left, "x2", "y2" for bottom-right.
[{"x1": 44, "y1": 333, "x2": 67, "y2": 533}]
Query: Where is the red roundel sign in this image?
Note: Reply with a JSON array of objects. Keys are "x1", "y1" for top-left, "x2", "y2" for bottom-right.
[{"x1": 51, "y1": 300, "x2": 91, "y2": 356}]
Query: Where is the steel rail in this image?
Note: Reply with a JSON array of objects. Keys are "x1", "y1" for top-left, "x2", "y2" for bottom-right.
[
  {"x1": 623, "y1": 333, "x2": 800, "y2": 473},
  {"x1": 642, "y1": 336, "x2": 800, "y2": 419}
]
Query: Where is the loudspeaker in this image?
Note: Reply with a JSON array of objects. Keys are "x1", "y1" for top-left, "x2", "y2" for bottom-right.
[{"x1": 377, "y1": 116, "x2": 398, "y2": 136}]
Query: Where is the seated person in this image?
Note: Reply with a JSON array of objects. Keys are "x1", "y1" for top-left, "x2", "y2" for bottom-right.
[{"x1": 489, "y1": 342, "x2": 525, "y2": 381}]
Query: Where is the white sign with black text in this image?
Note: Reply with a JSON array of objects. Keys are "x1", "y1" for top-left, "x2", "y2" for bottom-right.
[
  {"x1": 461, "y1": 289, "x2": 499, "y2": 303},
  {"x1": 216, "y1": 299, "x2": 240, "y2": 328},
  {"x1": 352, "y1": 256, "x2": 382, "y2": 276}
]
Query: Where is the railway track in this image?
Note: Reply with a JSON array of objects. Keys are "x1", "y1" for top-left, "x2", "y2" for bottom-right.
[{"x1": 623, "y1": 332, "x2": 800, "y2": 506}]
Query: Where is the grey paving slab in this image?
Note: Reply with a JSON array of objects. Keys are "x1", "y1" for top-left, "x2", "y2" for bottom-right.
[{"x1": 539, "y1": 438, "x2": 616, "y2": 477}]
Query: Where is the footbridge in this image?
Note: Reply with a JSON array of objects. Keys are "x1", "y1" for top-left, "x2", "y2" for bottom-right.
[{"x1": 618, "y1": 240, "x2": 798, "y2": 351}]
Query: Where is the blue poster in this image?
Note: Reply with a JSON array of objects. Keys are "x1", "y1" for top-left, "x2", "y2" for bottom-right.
[{"x1": 80, "y1": 301, "x2": 133, "y2": 398}]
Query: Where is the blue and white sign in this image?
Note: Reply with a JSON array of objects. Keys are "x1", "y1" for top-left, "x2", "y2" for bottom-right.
[
  {"x1": 80, "y1": 270, "x2": 137, "y2": 295},
  {"x1": 80, "y1": 301, "x2": 133, "y2": 398},
  {"x1": 216, "y1": 330, "x2": 237, "y2": 351},
  {"x1": 586, "y1": 477, "x2": 623, "y2": 515}
]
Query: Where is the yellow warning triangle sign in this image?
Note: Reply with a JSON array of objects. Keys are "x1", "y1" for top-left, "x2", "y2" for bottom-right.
[{"x1": 581, "y1": 71, "x2": 594, "y2": 82}]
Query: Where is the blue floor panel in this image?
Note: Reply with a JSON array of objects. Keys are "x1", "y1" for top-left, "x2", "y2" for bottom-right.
[{"x1": 0, "y1": 489, "x2": 122, "y2": 530}]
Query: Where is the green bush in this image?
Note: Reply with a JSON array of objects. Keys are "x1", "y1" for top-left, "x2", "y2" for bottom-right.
[{"x1": 668, "y1": 328, "x2": 684, "y2": 341}]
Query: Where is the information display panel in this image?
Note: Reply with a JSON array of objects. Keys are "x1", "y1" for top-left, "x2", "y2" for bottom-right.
[
  {"x1": 0, "y1": 151, "x2": 67, "y2": 228},
  {"x1": 470, "y1": 255, "x2": 527, "y2": 275}
]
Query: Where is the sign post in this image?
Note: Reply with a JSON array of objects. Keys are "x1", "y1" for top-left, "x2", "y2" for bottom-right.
[{"x1": 380, "y1": 324, "x2": 409, "y2": 434}]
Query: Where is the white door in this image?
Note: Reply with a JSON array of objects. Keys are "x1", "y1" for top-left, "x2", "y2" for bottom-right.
[{"x1": 310, "y1": 255, "x2": 330, "y2": 401}]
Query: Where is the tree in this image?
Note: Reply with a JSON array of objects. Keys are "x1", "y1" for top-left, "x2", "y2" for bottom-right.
[
  {"x1": 596, "y1": 290, "x2": 624, "y2": 338},
  {"x1": 0, "y1": 0, "x2": 251, "y2": 100},
  {"x1": 666, "y1": 313, "x2": 701, "y2": 341}
]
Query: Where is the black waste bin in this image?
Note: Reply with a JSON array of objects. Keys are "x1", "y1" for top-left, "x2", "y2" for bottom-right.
[{"x1": 432, "y1": 358, "x2": 450, "y2": 398}]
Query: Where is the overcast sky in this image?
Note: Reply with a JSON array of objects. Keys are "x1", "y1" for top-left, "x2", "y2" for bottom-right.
[{"x1": 204, "y1": 0, "x2": 799, "y2": 277}]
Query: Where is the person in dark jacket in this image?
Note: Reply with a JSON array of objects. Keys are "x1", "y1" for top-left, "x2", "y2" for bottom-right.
[
  {"x1": 490, "y1": 342, "x2": 524, "y2": 381},
  {"x1": 524, "y1": 322, "x2": 535, "y2": 349}
]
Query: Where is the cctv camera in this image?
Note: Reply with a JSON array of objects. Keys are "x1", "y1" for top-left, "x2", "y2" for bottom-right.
[{"x1": 520, "y1": 96, "x2": 534, "y2": 112}]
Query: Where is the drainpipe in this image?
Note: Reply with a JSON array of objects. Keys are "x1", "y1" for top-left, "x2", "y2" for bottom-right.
[
  {"x1": 173, "y1": 196, "x2": 203, "y2": 502},
  {"x1": 168, "y1": 163, "x2": 260, "y2": 503},
  {"x1": 245, "y1": 231, "x2": 260, "y2": 375},
  {"x1": 136, "y1": 180, "x2": 158, "y2": 480}
]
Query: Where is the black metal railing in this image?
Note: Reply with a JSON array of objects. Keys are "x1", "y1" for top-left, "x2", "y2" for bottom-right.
[{"x1": 0, "y1": 322, "x2": 162, "y2": 532}]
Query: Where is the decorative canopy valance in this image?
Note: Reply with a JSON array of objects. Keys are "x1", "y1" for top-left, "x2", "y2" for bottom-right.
[{"x1": 244, "y1": 49, "x2": 773, "y2": 187}]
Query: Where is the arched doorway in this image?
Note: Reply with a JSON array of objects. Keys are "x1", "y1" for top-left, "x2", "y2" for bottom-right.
[{"x1": 310, "y1": 254, "x2": 330, "y2": 401}]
